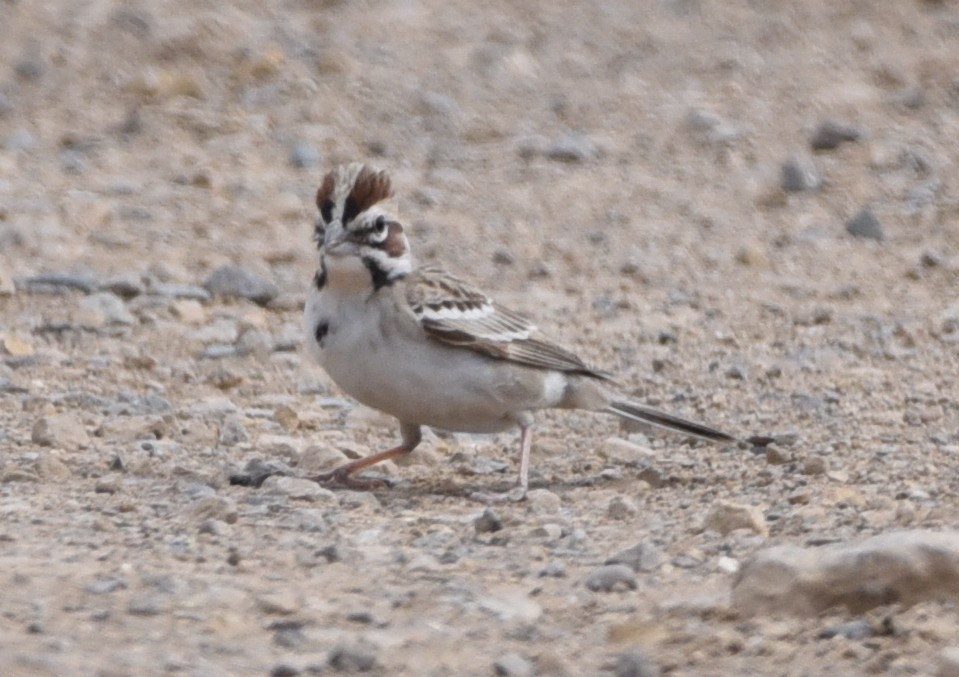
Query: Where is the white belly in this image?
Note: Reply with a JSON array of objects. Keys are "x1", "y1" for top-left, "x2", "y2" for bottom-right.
[{"x1": 304, "y1": 286, "x2": 563, "y2": 433}]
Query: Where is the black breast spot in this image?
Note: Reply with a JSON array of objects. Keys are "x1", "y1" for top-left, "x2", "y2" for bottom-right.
[{"x1": 314, "y1": 321, "x2": 330, "y2": 346}]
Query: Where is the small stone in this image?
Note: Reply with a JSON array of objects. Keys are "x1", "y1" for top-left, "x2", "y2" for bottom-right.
[
  {"x1": 764, "y1": 444, "x2": 790, "y2": 465},
  {"x1": 274, "y1": 405, "x2": 299, "y2": 431},
  {"x1": 2, "y1": 334, "x2": 34, "y2": 357},
  {"x1": 100, "y1": 274, "x2": 144, "y2": 299},
  {"x1": 256, "y1": 591, "x2": 301, "y2": 615},
  {"x1": 270, "y1": 665, "x2": 299, "y2": 677},
  {"x1": 613, "y1": 649, "x2": 660, "y2": 677},
  {"x1": 493, "y1": 652, "x2": 534, "y2": 677},
  {"x1": 290, "y1": 140, "x2": 320, "y2": 169},
  {"x1": 939, "y1": 647, "x2": 959, "y2": 677},
  {"x1": 810, "y1": 120, "x2": 862, "y2": 150},
  {"x1": 585, "y1": 564, "x2": 637, "y2": 592},
  {"x1": 818, "y1": 619, "x2": 874, "y2": 640},
  {"x1": 328, "y1": 642, "x2": 377, "y2": 672},
  {"x1": 538, "y1": 562, "x2": 567, "y2": 578},
  {"x1": 228, "y1": 458, "x2": 292, "y2": 487},
  {"x1": 78, "y1": 292, "x2": 136, "y2": 327},
  {"x1": 261, "y1": 476, "x2": 339, "y2": 504},
  {"x1": 218, "y1": 417, "x2": 249, "y2": 447},
  {"x1": 704, "y1": 500, "x2": 768, "y2": 537},
  {"x1": 599, "y1": 438, "x2": 655, "y2": 466},
  {"x1": 94, "y1": 477, "x2": 121, "y2": 494},
  {"x1": 171, "y1": 299, "x2": 206, "y2": 324},
  {"x1": 149, "y1": 283, "x2": 211, "y2": 301},
  {"x1": 545, "y1": 132, "x2": 601, "y2": 162},
  {"x1": 607, "y1": 495, "x2": 639, "y2": 520},
  {"x1": 526, "y1": 488, "x2": 561, "y2": 514},
  {"x1": 606, "y1": 543, "x2": 665, "y2": 573},
  {"x1": 32, "y1": 413, "x2": 90, "y2": 451},
  {"x1": 802, "y1": 457, "x2": 828, "y2": 475},
  {"x1": 781, "y1": 154, "x2": 823, "y2": 192},
  {"x1": 474, "y1": 508, "x2": 503, "y2": 534},
  {"x1": 127, "y1": 595, "x2": 166, "y2": 616},
  {"x1": 203, "y1": 265, "x2": 278, "y2": 306},
  {"x1": 846, "y1": 207, "x2": 884, "y2": 241},
  {"x1": 187, "y1": 496, "x2": 238, "y2": 524},
  {"x1": 734, "y1": 243, "x2": 768, "y2": 267},
  {"x1": 34, "y1": 454, "x2": 72, "y2": 481}
]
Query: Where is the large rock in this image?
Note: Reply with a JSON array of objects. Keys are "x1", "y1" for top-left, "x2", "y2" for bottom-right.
[
  {"x1": 733, "y1": 530, "x2": 959, "y2": 615},
  {"x1": 203, "y1": 265, "x2": 278, "y2": 306},
  {"x1": 32, "y1": 413, "x2": 90, "y2": 451}
]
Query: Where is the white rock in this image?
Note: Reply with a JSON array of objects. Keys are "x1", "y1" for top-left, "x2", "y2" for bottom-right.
[
  {"x1": 31, "y1": 413, "x2": 90, "y2": 451},
  {"x1": 704, "y1": 500, "x2": 768, "y2": 537},
  {"x1": 261, "y1": 476, "x2": 339, "y2": 504},
  {"x1": 734, "y1": 530, "x2": 959, "y2": 616},
  {"x1": 526, "y1": 488, "x2": 561, "y2": 514},
  {"x1": 598, "y1": 437, "x2": 656, "y2": 466}
]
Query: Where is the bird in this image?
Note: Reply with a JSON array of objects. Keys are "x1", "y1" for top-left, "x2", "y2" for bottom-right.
[{"x1": 303, "y1": 163, "x2": 738, "y2": 499}]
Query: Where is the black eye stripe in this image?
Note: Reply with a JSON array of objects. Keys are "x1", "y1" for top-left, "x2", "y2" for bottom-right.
[
  {"x1": 342, "y1": 196, "x2": 359, "y2": 225},
  {"x1": 319, "y1": 199, "x2": 334, "y2": 224}
]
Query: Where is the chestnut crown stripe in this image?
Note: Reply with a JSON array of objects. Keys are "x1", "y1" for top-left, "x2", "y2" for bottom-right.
[{"x1": 315, "y1": 164, "x2": 393, "y2": 227}]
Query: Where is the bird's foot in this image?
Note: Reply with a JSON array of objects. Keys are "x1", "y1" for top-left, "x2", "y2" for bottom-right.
[{"x1": 469, "y1": 486, "x2": 527, "y2": 504}]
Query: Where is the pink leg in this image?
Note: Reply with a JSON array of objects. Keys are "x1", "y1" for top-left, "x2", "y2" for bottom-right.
[
  {"x1": 470, "y1": 422, "x2": 532, "y2": 503},
  {"x1": 311, "y1": 422, "x2": 421, "y2": 490}
]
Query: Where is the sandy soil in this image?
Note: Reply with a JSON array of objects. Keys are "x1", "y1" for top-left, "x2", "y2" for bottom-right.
[{"x1": 2, "y1": 1, "x2": 959, "y2": 675}]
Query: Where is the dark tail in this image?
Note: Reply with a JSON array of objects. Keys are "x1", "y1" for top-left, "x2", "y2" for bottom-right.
[{"x1": 605, "y1": 400, "x2": 737, "y2": 444}]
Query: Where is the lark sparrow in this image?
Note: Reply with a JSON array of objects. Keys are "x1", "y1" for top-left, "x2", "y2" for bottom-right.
[{"x1": 303, "y1": 163, "x2": 738, "y2": 499}]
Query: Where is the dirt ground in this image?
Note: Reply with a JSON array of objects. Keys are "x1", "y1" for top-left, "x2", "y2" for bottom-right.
[{"x1": 2, "y1": 1, "x2": 959, "y2": 675}]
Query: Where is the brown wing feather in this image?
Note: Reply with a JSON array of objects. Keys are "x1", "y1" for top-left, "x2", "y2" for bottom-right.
[{"x1": 406, "y1": 267, "x2": 608, "y2": 378}]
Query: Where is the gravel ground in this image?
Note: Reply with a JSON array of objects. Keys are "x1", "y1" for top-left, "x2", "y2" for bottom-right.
[{"x1": 2, "y1": 1, "x2": 959, "y2": 675}]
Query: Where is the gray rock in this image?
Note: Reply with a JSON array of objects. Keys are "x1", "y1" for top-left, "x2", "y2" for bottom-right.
[
  {"x1": 734, "y1": 530, "x2": 959, "y2": 616},
  {"x1": 204, "y1": 265, "x2": 278, "y2": 306},
  {"x1": 186, "y1": 496, "x2": 238, "y2": 524},
  {"x1": 585, "y1": 564, "x2": 637, "y2": 592},
  {"x1": 494, "y1": 652, "x2": 534, "y2": 677},
  {"x1": 607, "y1": 495, "x2": 639, "y2": 520},
  {"x1": 148, "y1": 283, "x2": 211, "y2": 301},
  {"x1": 328, "y1": 642, "x2": 377, "y2": 672},
  {"x1": 818, "y1": 619, "x2": 875, "y2": 640},
  {"x1": 606, "y1": 543, "x2": 665, "y2": 573},
  {"x1": 545, "y1": 132, "x2": 601, "y2": 162},
  {"x1": 290, "y1": 140, "x2": 320, "y2": 168},
  {"x1": 810, "y1": 120, "x2": 862, "y2": 150},
  {"x1": 218, "y1": 417, "x2": 249, "y2": 447},
  {"x1": 262, "y1": 476, "x2": 338, "y2": 504},
  {"x1": 78, "y1": 292, "x2": 136, "y2": 326},
  {"x1": 6, "y1": 128, "x2": 37, "y2": 152},
  {"x1": 781, "y1": 154, "x2": 823, "y2": 192},
  {"x1": 846, "y1": 207, "x2": 883, "y2": 241},
  {"x1": 704, "y1": 500, "x2": 768, "y2": 536},
  {"x1": 100, "y1": 274, "x2": 144, "y2": 299},
  {"x1": 526, "y1": 488, "x2": 561, "y2": 514},
  {"x1": 613, "y1": 649, "x2": 660, "y2": 677},
  {"x1": 474, "y1": 508, "x2": 503, "y2": 533},
  {"x1": 20, "y1": 272, "x2": 97, "y2": 294},
  {"x1": 940, "y1": 647, "x2": 959, "y2": 677}
]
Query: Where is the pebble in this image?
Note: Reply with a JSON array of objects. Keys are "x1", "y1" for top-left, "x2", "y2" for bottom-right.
[
  {"x1": 148, "y1": 283, "x2": 211, "y2": 301},
  {"x1": 846, "y1": 207, "x2": 883, "y2": 241},
  {"x1": 20, "y1": 272, "x2": 97, "y2": 294},
  {"x1": 818, "y1": 619, "x2": 874, "y2": 640},
  {"x1": 684, "y1": 107, "x2": 741, "y2": 145},
  {"x1": 599, "y1": 438, "x2": 656, "y2": 466},
  {"x1": 585, "y1": 564, "x2": 637, "y2": 592},
  {"x1": 228, "y1": 458, "x2": 292, "y2": 487},
  {"x1": 939, "y1": 647, "x2": 959, "y2": 677},
  {"x1": 607, "y1": 495, "x2": 639, "y2": 520},
  {"x1": 606, "y1": 543, "x2": 665, "y2": 573},
  {"x1": 781, "y1": 154, "x2": 823, "y2": 192},
  {"x1": 545, "y1": 132, "x2": 601, "y2": 162},
  {"x1": 204, "y1": 265, "x2": 279, "y2": 306},
  {"x1": 494, "y1": 652, "x2": 534, "y2": 677},
  {"x1": 99, "y1": 274, "x2": 144, "y2": 299},
  {"x1": 187, "y1": 496, "x2": 238, "y2": 524},
  {"x1": 810, "y1": 120, "x2": 862, "y2": 150},
  {"x1": 474, "y1": 508, "x2": 503, "y2": 533},
  {"x1": 261, "y1": 476, "x2": 339, "y2": 504},
  {"x1": 290, "y1": 140, "x2": 320, "y2": 168},
  {"x1": 78, "y1": 292, "x2": 136, "y2": 327},
  {"x1": 328, "y1": 642, "x2": 377, "y2": 672},
  {"x1": 704, "y1": 500, "x2": 768, "y2": 537},
  {"x1": 526, "y1": 488, "x2": 561, "y2": 514},
  {"x1": 613, "y1": 649, "x2": 660, "y2": 677},
  {"x1": 31, "y1": 413, "x2": 90, "y2": 450}
]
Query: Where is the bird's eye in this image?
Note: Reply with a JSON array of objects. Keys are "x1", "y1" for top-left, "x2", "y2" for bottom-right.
[{"x1": 373, "y1": 215, "x2": 387, "y2": 234}]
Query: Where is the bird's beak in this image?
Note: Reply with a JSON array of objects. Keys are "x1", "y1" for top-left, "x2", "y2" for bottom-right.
[{"x1": 322, "y1": 223, "x2": 354, "y2": 256}]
